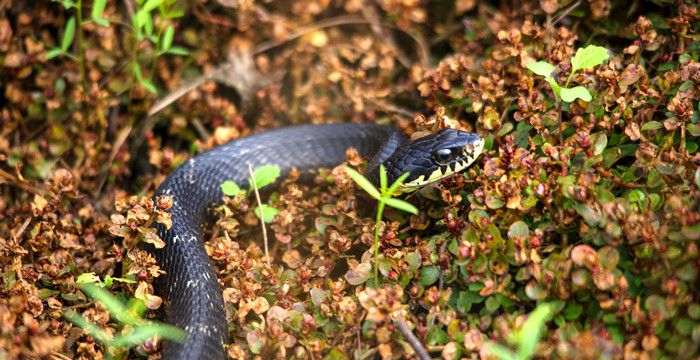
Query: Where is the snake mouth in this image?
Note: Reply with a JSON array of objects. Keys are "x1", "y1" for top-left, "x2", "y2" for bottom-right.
[{"x1": 397, "y1": 136, "x2": 484, "y2": 192}]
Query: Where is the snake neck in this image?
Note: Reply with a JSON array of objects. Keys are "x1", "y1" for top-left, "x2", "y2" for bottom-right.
[{"x1": 364, "y1": 129, "x2": 408, "y2": 187}]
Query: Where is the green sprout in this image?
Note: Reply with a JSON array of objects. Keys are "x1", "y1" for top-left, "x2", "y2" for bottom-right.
[
  {"x1": 220, "y1": 164, "x2": 282, "y2": 223},
  {"x1": 484, "y1": 302, "x2": 555, "y2": 360},
  {"x1": 64, "y1": 283, "x2": 186, "y2": 359},
  {"x1": 48, "y1": 0, "x2": 189, "y2": 95},
  {"x1": 526, "y1": 44, "x2": 610, "y2": 104},
  {"x1": 76, "y1": 272, "x2": 137, "y2": 288},
  {"x1": 344, "y1": 164, "x2": 418, "y2": 286}
]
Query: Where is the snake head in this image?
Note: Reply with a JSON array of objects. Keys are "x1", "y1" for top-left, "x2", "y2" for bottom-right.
[{"x1": 384, "y1": 129, "x2": 484, "y2": 194}]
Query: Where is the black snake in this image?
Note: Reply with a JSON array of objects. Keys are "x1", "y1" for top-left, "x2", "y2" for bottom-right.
[{"x1": 151, "y1": 123, "x2": 484, "y2": 359}]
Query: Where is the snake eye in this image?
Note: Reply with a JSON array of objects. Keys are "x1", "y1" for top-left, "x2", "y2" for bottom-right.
[{"x1": 433, "y1": 148, "x2": 455, "y2": 164}]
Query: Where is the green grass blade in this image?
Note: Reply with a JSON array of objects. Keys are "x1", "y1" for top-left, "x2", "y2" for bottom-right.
[
  {"x1": 80, "y1": 284, "x2": 140, "y2": 325},
  {"x1": 91, "y1": 0, "x2": 108, "y2": 26},
  {"x1": 161, "y1": 25, "x2": 174, "y2": 51},
  {"x1": 61, "y1": 16, "x2": 76, "y2": 51},
  {"x1": 344, "y1": 166, "x2": 381, "y2": 200},
  {"x1": 64, "y1": 311, "x2": 113, "y2": 344},
  {"x1": 252, "y1": 165, "x2": 281, "y2": 189},
  {"x1": 386, "y1": 171, "x2": 410, "y2": 196},
  {"x1": 109, "y1": 322, "x2": 186, "y2": 347},
  {"x1": 517, "y1": 303, "x2": 553, "y2": 359},
  {"x1": 379, "y1": 164, "x2": 388, "y2": 191},
  {"x1": 484, "y1": 343, "x2": 519, "y2": 360},
  {"x1": 382, "y1": 197, "x2": 418, "y2": 215}
]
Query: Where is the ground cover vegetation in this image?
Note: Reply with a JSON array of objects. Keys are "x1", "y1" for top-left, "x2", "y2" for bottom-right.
[{"x1": 0, "y1": 0, "x2": 698, "y2": 359}]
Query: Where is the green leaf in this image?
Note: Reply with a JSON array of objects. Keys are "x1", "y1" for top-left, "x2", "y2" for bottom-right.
[
  {"x1": 142, "y1": 0, "x2": 164, "y2": 13},
  {"x1": 91, "y1": 0, "x2": 109, "y2": 27},
  {"x1": 161, "y1": 24, "x2": 174, "y2": 51},
  {"x1": 382, "y1": 197, "x2": 418, "y2": 215},
  {"x1": 485, "y1": 296, "x2": 500, "y2": 313},
  {"x1": 79, "y1": 284, "x2": 140, "y2": 325},
  {"x1": 76, "y1": 272, "x2": 102, "y2": 286},
  {"x1": 641, "y1": 121, "x2": 663, "y2": 131},
  {"x1": 563, "y1": 303, "x2": 583, "y2": 320},
  {"x1": 109, "y1": 322, "x2": 186, "y2": 347},
  {"x1": 220, "y1": 180, "x2": 242, "y2": 196},
  {"x1": 526, "y1": 61, "x2": 556, "y2": 77},
  {"x1": 133, "y1": 11, "x2": 150, "y2": 34},
  {"x1": 379, "y1": 164, "x2": 388, "y2": 191},
  {"x1": 484, "y1": 343, "x2": 519, "y2": 360},
  {"x1": 45, "y1": 48, "x2": 65, "y2": 59},
  {"x1": 419, "y1": 266, "x2": 440, "y2": 286},
  {"x1": 386, "y1": 171, "x2": 411, "y2": 196},
  {"x1": 143, "y1": 13, "x2": 154, "y2": 36},
  {"x1": 570, "y1": 45, "x2": 610, "y2": 72},
  {"x1": 425, "y1": 325, "x2": 449, "y2": 346},
  {"x1": 508, "y1": 221, "x2": 530, "y2": 239},
  {"x1": 61, "y1": 16, "x2": 76, "y2": 51},
  {"x1": 254, "y1": 204, "x2": 280, "y2": 223},
  {"x1": 593, "y1": 133, "x2": 608, "y2": 156},
  {"x1": 252, "y1": 165, "x2": 281, "y2": 189},
  {"x1": 545, "y1": 76, "x2": 561, "y2": 97},
  {"x1": 64, "y1": 311, "x2": 113, "y2": 344},
  {"x1": 560, "y1": 86, "x2": 592, "y2": 102},
  {"x1": 141, "y1": 79, "x2": 158, "y2": 94},
  {"x1": 165, "y1": 46, "x2": 189, "y2": 56},
  {"x1": 344, "y1": 166, "x2": 381, "y2": 200},
  {"x1": 497, "y1": 122, "x2": 514, "y2": 137},
  {"x1": 56, "y1": 0, "x2": 76, "y2": 9},
  {"x1": 518, "y1": 303, "x2": 554, "y2": 360}
]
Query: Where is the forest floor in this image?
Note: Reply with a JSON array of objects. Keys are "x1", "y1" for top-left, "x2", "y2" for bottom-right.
[{"x1": 1, "y1": 1, "x2": 699, "y2": 359}]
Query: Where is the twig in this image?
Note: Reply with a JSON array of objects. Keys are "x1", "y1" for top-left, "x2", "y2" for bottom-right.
[
  {"x1": 191, "y1": 118, "x2": 212, "y2": 141},
  {"x1": 552, "y1": 0, "x2": 581, "y2": 25},
  {"x1": 247, "y1": 164, "x2": 271, "y2": 268},
  {"x1": 147, "y1": 14, "x2": 430, "y2": 117},
  {"x1": 360, "y1": 1, "x2": 413, "y2": 69},
  {"x1": 12, "y1": 217, "x2": 32, "y2": 242},
  {"x1": 93, "y1": 119, "x2": 132, "y2": 199},
  {"x1": 0, "y1": 168, "x2": 35, "y2": 194},
  {"x1": 396, "y1": 318, "x2": 431, "y2": 360}
]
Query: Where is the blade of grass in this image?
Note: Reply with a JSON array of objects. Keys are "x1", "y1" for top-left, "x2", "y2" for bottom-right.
[
  {"x1": 344, "y1": 166, "x2": 381, "y2": 200},
  {"x1": 383, "y1": 197, "x2": 418, "y2": 214},
  {"x1": 386, "y1": 171, "x2": 411, "y2": 196},
  {"x1": 80, "y1": 284, "x2": 141, "y2": 325}
]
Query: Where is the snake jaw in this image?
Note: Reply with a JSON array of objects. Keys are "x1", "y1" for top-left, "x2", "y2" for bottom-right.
[{"x1": 394, "y1": 131, "x2": 484, "y2": 192}]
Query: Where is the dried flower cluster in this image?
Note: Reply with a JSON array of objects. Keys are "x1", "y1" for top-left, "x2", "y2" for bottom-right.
[{"x1": 1, "y1": 0, "x2": 698, "y2": 359}]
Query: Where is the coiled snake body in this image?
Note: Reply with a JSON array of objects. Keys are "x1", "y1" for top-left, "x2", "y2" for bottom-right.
[{"x1": 151, "y1": 123, "x2": 483, "y2": 359}]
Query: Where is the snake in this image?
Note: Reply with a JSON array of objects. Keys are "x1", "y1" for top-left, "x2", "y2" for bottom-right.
[{"x1": 151, "y1": 123, "x2": 484, "y2": 359}]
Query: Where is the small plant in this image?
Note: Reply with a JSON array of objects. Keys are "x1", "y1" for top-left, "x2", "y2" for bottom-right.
[
  {"x1": 128, "y1": 0, "x2": 189, "y2": 93},
  {"x1": 344, "y1": 165, "x2": 418, "y2": 286},
  {"x1": 76, "y1": 272, "x2": 136, "y2": 288},
  {"x1": 526, "y1": 44, "x2": 610, "y2": 104},
  {"x1": 48, "y1": 0, "x2": 188, "y2": 94},
  {"x1": 64, "y1": 283, "x2": 186, "y2": 359},
  {"x1": 220, "y1": 164, "x2": 282, "y2": 223},
  {"x1": 483, "y1": 302, "x2": 555, "y2": 360}
]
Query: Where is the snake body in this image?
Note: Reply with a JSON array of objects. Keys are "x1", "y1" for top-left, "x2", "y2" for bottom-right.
[{"x1": 151, "y1": 123, "x2": 483, "y2": 359}]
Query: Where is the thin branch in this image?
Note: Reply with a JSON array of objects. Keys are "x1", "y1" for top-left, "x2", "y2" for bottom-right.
[
  {"x1": 396, "y1": 319, "x2": 431, "y2": 360},
  {"x1": 93, "y1": 119, "x2": 131, "y2": 199},
  {"x1": 360, "y1": 1, "x2": 412, "y2": 69},
  {"x1": 0, "y1": 168, "x2": 34, "y2": 194},
  {"x1": 552, "y1": 0, "x2": 582, "y2": 25},
  {"x1": 147, "y1": 14, "x2": 430, "y2": 117},
  {"x1": 247, "y1": 164, "x2": 271, "y2": 268}
]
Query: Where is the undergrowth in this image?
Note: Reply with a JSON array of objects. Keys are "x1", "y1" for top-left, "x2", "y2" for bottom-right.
[{"x1": 0, "y1": 1, "x2": 698, "y2": 359}]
